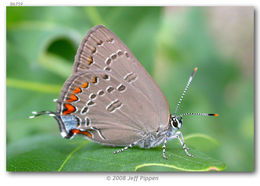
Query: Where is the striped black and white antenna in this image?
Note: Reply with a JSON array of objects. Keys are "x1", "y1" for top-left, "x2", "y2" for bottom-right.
[{"x1": 174, "y1": 67, "x2": 218, "y2": 118}]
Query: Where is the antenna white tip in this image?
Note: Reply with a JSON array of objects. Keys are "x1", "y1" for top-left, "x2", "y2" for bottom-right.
[
  {"x1": 32, "y1": 111, "x2": 38, "y2": 115},
  {"x1": 29, "y1": 116, "x2": 35, "y2": 119},
  {"x1": 53, "y1": 99, "x2": 58, "y2": 102}
]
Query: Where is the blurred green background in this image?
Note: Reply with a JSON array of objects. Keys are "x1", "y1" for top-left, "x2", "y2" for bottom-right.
[{"x1": 6, "y1": 7, "x2": 254, "y2": 171}]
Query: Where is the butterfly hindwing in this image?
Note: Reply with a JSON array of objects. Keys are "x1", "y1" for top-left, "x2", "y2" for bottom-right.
[{"x1": 57, "y1": 70, "x2": 163, "y2": 145}]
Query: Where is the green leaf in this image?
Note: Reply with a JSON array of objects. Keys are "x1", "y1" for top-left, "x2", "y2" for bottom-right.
[
  {"x1": 7, "y1": 135, "x2": 226, "y2": 172},
  {"x1": 184, "y1": 133, "x2": 220, "y2": 153}
]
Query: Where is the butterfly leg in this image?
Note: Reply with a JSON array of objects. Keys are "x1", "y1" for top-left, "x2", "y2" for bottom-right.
[
  {"x1": 162, "y1": 136, "x2": 168, "y2": 160},
  {"x1": 114, "y1": 140, "x2": 139, "y2": 154},
  {"x1": 175, "y1": 131, "x2": 193, "y2": 157}
]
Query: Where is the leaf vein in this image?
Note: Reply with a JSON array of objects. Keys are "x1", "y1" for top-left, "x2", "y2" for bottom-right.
[{"x1": 58, "y1": 141, "x2": 90, "y2": 172}]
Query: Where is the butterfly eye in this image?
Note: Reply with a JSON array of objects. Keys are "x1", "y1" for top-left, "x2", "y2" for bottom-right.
[
  {"x1": 172, "y1": 121, "x2": 178, "y2": 128},
  {"x1": 170, "y1": 117, "x2": 178, "y2": 128}
]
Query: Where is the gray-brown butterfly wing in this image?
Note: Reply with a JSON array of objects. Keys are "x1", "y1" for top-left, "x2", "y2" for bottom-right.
[
  {"x1": 73, "y1": 25, "x2": 169, "y2": 129},
  {"x1": 57, "y1": 25, "x2": 169, "y2": 145}
]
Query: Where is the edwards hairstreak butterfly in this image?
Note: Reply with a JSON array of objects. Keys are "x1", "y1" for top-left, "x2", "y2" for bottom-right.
[{"x1": 30, "y1": 25, "x2": 218, "y2": 159}]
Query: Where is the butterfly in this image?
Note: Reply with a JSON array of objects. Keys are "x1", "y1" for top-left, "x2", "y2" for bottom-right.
[{"x1": 30, "y1": 25, "x2": 218, "y2": 159}]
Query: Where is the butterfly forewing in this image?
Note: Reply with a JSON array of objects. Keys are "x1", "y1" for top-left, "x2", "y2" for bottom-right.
[{"x1": 58, "y1": 25, "x2": 170, "y2": 145}]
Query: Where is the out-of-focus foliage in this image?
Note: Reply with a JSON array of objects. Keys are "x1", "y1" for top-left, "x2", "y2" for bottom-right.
[{"x1": 6, "y1": 7, "x2": 254, "y2": 171}]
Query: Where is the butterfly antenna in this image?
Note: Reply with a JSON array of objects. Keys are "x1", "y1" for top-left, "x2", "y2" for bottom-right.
[
  {"x1": 29, "y1": 111, "x2": 57, "y2": 119},
  {"x1": 177, "y1": 112, "x2": 219, "y2": 118},
  {"x1": 174, "y1": 67, "x2": 198, "y2": 115}
]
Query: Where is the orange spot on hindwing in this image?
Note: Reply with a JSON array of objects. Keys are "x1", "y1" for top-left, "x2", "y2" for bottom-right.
[
  {"x1": 71, "y1": 129, "x2": 80, "y2": 134},
  {"x1": 67, "y1": 94, "x2": 78, "y2": 102},
  {"x1": 87, "y1": 56, "x2": 93, "y2": 65},
  {"x1": 71, "y1": 129, "x2": 92, "y2": 138},
  {"x1": 80, "y1": 131, "x2": 93, "y2": 138},
  {"x1": 81, "y1": 82, "x2": 89, "y2": 88},
  {"x1": 63, "y1": 103, "x2": 76, "y2": 115},
  {"x1": 91, "y1": 76, "x2": 98, "y2": 84},
  {"x1": 73, "y1": 87, "x2": 82, "y2": 94}
]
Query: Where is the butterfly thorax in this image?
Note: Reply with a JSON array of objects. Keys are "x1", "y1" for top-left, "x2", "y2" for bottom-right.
[{"x1": 137, "y1": 123, "x2": 178, "y2": 149}]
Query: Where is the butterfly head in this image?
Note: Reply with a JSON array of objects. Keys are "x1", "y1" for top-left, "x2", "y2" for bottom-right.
[{"x1": 170, "y1": 115, "x2": 183, "y2": 130}]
